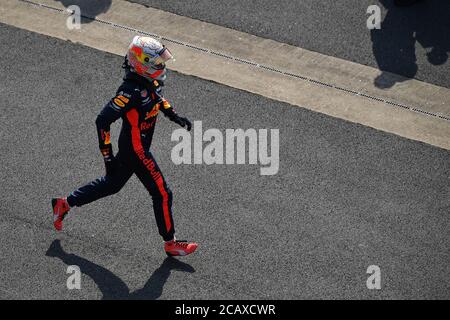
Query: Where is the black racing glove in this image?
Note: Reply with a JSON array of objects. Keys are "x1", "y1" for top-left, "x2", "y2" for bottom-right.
[
  {"x1": 171, "y1": 114, "x2": 192, "y2": 131},
  {"x1": 104, "y1": 156, "x2": 118, "y2": 176},
  {"x1": 100, "y1": 145, "x2": 117, "y2": 176}
]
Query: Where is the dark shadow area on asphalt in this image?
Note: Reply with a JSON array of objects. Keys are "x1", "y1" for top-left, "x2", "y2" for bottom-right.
[
  {"x1": 46, "y1": 240, "x2": 195, "y2": 299},
  {"x1": 55, "y1": 0, "x2": 112, "y2": 23},
  {"x1": 371, "y1": 0, "x2": 449, "y2": 88}
]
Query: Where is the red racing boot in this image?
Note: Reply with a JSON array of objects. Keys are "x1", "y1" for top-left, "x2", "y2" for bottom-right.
[
  {"x1": 164, "y1": 239, "x2": 198, "y2": 257},
  {"x1": 52, "y1": 198, "x2": 70, "y2": 231}
]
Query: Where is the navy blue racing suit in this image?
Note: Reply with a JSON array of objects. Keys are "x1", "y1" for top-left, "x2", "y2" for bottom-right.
[{"x1": 67, "y1": 69, "x2": 184, "y2": 241}]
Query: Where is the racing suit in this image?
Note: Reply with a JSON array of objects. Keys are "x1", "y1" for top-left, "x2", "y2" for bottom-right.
[{"x1": 66, "y1": 70, "x2": 183, "y2": 241}]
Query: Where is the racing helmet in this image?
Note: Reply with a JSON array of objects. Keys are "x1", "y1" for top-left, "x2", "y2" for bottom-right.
[{"x1": 126, "y1": 36, "x2": 173, "y2": 81}]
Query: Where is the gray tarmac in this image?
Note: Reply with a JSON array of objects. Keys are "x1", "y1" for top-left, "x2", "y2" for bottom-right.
[
  {"x1": 126, "y1": 0, "x2": 450, "y2": 88},
  {"x1": 0, "y1": 23, "x2": 448, "y2": 299}
]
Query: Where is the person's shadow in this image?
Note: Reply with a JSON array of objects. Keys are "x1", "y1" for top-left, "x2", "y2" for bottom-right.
[
  {"x1": 55, "y1": 0, "x2": 112, "y2": 24},
  {"x1": 370, "y1": 0, "x2": 449, "y2": 88},
  {"x1": 46, "y1": 240, "x2": 195, "y2": 300}
]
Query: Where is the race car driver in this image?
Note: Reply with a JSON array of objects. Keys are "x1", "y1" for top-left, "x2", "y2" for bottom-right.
[{"x1": 51, "y1": 36, "x2": 198, "y2": 257}]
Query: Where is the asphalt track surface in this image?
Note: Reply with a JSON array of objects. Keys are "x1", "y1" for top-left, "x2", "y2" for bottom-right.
[
  {"x1": 0, "y1": 23, "x2": 449, "y2": 299},
  {"x1": 121, "y1": 0, "x2": 450, "y2": 89}
]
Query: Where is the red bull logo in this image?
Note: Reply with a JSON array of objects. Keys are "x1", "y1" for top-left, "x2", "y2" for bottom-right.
[{"x1": 145, "y1": 104, "x2": 160, "y2": 120}]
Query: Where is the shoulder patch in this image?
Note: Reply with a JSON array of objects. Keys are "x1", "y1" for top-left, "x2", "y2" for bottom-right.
[
  {"x1": 117, "y1": 95, "x2": 130, "y2": 104},
  {"x1": 117, "y1": 91, "x2": 132, "y2": 99},
  {"x1": 113, "y1": 97, "x2": 126, "y2": 108},
  {"x1": 111, "y1": 82, "x2": 142, "y2": 110}
]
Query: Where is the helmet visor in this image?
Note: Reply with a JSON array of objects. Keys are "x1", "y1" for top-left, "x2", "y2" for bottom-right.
[{"x1": 153, "y1": 47, "x2": 173, "y2": 67}]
